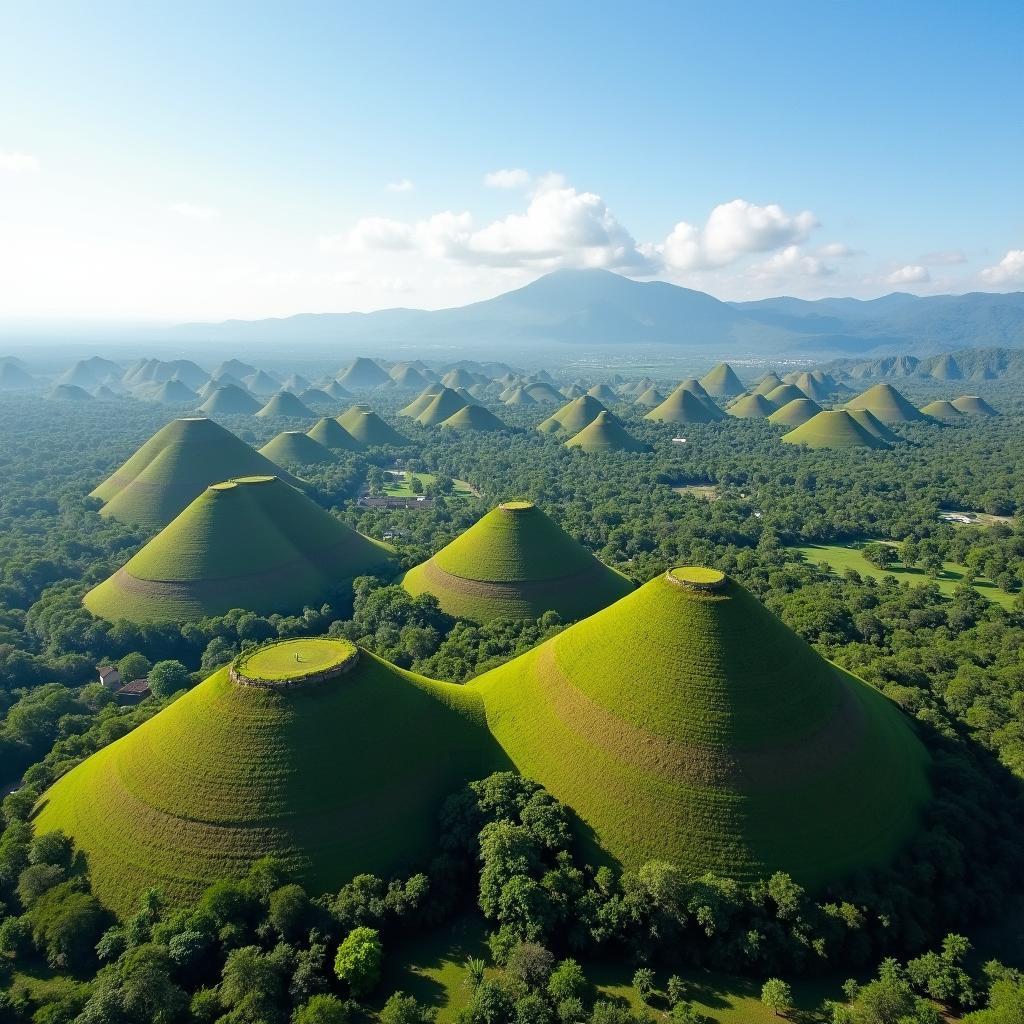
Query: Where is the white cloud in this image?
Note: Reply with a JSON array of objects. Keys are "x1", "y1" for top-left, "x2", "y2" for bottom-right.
[
  {"x1": 819, "y1": 241, "x2": 855, "y2": 257},
  {"x1": 339, "y1": 216, "x2": 416, "y2": 251},
  {"x1": 980, "y1": 250, "x2": 1024, "y2": 285},
  {"x1": 0, "y1": 151, "x2": 39, "y2": 173},
  {"x1": 753, "y1": 245, "x2": 836, "y2": 278},
  {"x1": 171, "y1": 202, "x2": 220, "y2": 221},
  {"x1": 484, "y1": 168, "x2": 531, "y2": 189},
  {"x1": 658, "y1": 199, "x2": 818, "y2": 271},
  {"x1": 921, "y1": 248, "x2": 967, "y2": 265},
  {"x1": 386, "y1": 178, "x2": 414, "y2": 193},
  {"x1": 887, "y1": 264, "x2": 930, "y2": 284}
]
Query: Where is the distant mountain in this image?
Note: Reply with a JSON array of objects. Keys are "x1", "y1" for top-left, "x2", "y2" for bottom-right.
[{"x1": 167, "y1": 269, "x2": 1024, "y2": 357}]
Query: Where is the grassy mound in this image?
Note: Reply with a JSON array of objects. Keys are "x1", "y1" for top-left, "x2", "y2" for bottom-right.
[
  {"x1": 753, "y1": 372, "x2": 783, "y2": 395},
  {"x1": 930, "y1": 354, "x2": 962, "y2": 380},
  {"x1": 442, "y1": 368, "x2": 476, "y2": 389},
  {"x1": 323, "y1": 380, "x2": 353, "y2": 400},
  {"x1": 764, "y1": 383, "x2": 807, "y2": 406},
  {"x1": 920, "y1": 400, "x2": 964, "y2": 423},
  {"x1": 151, "y1": 380, "x2": 198, "y2": 404},
  {"x1": 391, "y1": 365, "x2": 430, "y2": 389},
  {"x1": 848, "y1": 409, "x2": 899, "y2": 442},
  {"x1": 845, "y1": 383, "x2": 925, "y2": 423},
  {"x1": 339, "y1": 357, "x2": 390, "y2": 389},
  {"x1": 440, "y1": 405, "x2": 507, "y2": 432},
  {"x1": 256, "y1": 391, "x2": 315, "y2": 418},
  {"x1": 538, "y1": 396, "x2": 607, "y2": 435},
  {"x1": 416, "y1": 387, "x2": 469, "y2": 426},
  {"x1": 400, "y1": 385, "x2": 444, "y2": 418},
  {"x1": 259, "y1": 431, "x2": 335, "y2": 468},
  {"x1": 564, "y1": 411, "x2": 647, "y2": 453},
  {"x1": 727, "y1": 393, "x2": 776, "y2": 419},
  {"x1": 307, "y1": 417, "x2": 364, "y2": 450},
  {"x1": 700, "y1": 362, "x2": 745, "y2": 397},
  {"x1": 782, "y1": 410, "x2": 889, "y2": 449},
  {"x1": 502, "y1": 385, "x2": 538, "y2": 406},
  {"x1": 633, "y1": 386, "x2": 664, "y2": 408},
  {"x1": 84, "y1": 476, "x2": 395, "y2": 623},
  {"x1": 524, "y1": 381, "x2": 563, "y2": 403},
  {"x1": 49, "y1": 384, "x2": 93, "y2": 401},
  {"x1": 952, "y1": 394, "x2": 998, "y2": 416},
  {"x1": 587, "y1": 383, "x2": 618, "y2": 403},
  {"x1": 472, "y1": 569, "x2": 930, "y2": 886},
  {"x1": 768, "y1": 398, "x2": 822, "y2": 428},
  {"x1": 35, "y1": 637, "x2": 503, "y2": 914},
  {"x1": 337, "y1": 406, "x2": 408, "y2": 446},
  {"x1": 646, "y1": 384, "x2": 724, "y2": 424},
  {"x1": 400, "y1": 501, "x2": 633, "y2": 623},
  {"x1": 243, "y1": 370, "x2": 280, "y2": 395},
  {"x1": 298, "y1": 387, "x2": 334, "y2": 409},
  {"x1": 560, "y1": 383, "x2": 585, "y2": 399},
  {"x1": 793, "y1": 372, "x2": 831, "y2": 401},
  {"x1": 92, "y1": 417, "x2": 301, "y2": 531},
  {"x1": 199, "y1": 385, "x2": 261, "y2": 416}
]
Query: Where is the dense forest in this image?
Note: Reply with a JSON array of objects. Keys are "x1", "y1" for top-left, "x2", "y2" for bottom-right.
[{"x1": 0, "y1": 374, "x2": 1023, "y2": 1023}]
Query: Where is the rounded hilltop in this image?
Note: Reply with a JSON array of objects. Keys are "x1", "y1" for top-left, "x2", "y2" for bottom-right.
[
  {"x1": 34, "y1": 636, "x2": 505, "y2": 914},
  {"x1": 400, "y1": 500, "x2": 633, "y2": 623},
  {"x1": 472, "y1": 567, "x2": 931, "y2": 888},
  {"x1": 563, "y1": 410, "x2": 647, "y2": 452},
  {"x1": 84, "y1": 475, "x2": 396, "y2": 623}
]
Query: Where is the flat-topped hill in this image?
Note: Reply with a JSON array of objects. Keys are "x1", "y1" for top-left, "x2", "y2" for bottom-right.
[
  {"x1": 782, "y1": 410, "x2": 890, "y2": 449},
  {"x1": 920, "y1": 400, "x2": 964, "y2": 423},
  {"x1": 337, "y1": 405, "x2": 408, "y2": 446},
  {"x1": 951, "y1": 394, "x2": 998, "y2": 416},
  {"x1": 259, "y1": 431, "x2": 335, "y2": 468},
  {"x1": 845, "y1": 383, "x2": 926, "y2": 424},
  {"x1": 564, "y1": 410, "x2": 648, "y2": 452},
  {"x1": 85, "y1": 476, "x2": 395, "y2": 623},
  {"x1": 91, "y1": 417, "x2": 301, "y2": 531},
  {"x1": 34, "y1": 637, "x2": 503, "y2": 914},
  {"x1": 472, "y1": 568, "x2": 930, "y2": 886},
  {"x1": 400, "y1": 500, "x2": 633, "y2": 623}
]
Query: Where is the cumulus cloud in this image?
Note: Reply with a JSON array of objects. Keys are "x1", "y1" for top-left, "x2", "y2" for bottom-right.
[
  {"x1": 171, "y1": 202, "x2": 220, "y2": 221},
  {"x1": 980, "y1": 250, "x2": 1024, "y2": 285},
  {"x1": 921, "y1": 248, "x2": 967, "y2": 265},
  {"x1": 484, "y1": 168, "x2": 531, "y2": 189},
  {"x1": 657, "y1": 199, "x2": 818, "y2": 271},
  {"x1": 887, "y1": 264, "x2": 931, "y2": 284},
  {"x1": 0, "y1": 151, "x2": 39, "y2": 173},
  {"x1": 819, "y1": 241, "x2": 855, "y2": 257},
  {"x1": 335, "y1": 216, "x2": 416, "y2": 252},
  {"x1": 753, "y1": 245, "x2": 836, "y2": 278},
  {"x1": 386, "y1": 178, "x2": 414, "y2": 192}
]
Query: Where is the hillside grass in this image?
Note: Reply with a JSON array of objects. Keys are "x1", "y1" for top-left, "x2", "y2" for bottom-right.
[
  {"x1": 34, "y1": 644, "x2": 506, "y2": 915},
  {"x1": 383, "y1": 471, "x2": 473, "y2": 499},
  {"x1": 792, "y1": 541, "x2": 1016, "y2": 609},
  {"x1": 473, "y1": 571, "x2": 931, "y2": 887}
]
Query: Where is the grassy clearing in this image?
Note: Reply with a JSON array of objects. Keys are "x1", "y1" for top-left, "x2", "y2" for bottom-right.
[
  {"x1": 792, "y1": 541, "x2": 1016, "y2": 609},
  {"x1": 235, "y1": 637, "x2": 357, "y2": 681},
  {"x1": 383, "y1": 471, "x2": 474, "y2": 499},
  {"x1": 673, "y1": 484, "x2": 720, "y2": 501},
  {"x1": 34, "y1": 644, "x2": 507, "y2": 916},
  {"x1": 472, "y1": 571, "x2": 930, "y2": 887}
]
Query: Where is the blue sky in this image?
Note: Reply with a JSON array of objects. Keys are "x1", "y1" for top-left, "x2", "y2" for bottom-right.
[{"x1": 1, "y1": 0, "x2": 1022, "y2": 320}]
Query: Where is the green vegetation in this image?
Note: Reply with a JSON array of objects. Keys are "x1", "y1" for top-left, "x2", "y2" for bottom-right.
[
  {"x1": 233, "y1": 636, "x2": 359, "y2": 682},
  {"x1": 415, "y1": 387, "x2": 469, "y2": 426},
  {"x1": 338, "y1": 405, "x2": 408, "y2": 446},
  {"x1": 848, "y1": 408, "x2": 899, "y2": 441},
  {"x1": 633, "y1": 385, "x2": 664, "y2": 407},
  {"x1": 48, "y1": 384, "x2": 93, "y2": 402},
  {"x1": 727, "y1": 393, "x2": 776, "y2": 419},
  {"x1": 700, "y1": 362, "x2": 745, "y2": 398},
  {"x1": 538, "y1": 395, "x2": 606, "y2": 434},
  {"x1": 764, "y1": 383, "x2": 806, "y2": 406},
  {"x1": 381, "y1": 470, "x2": 473, "y2": 498},
  {"x1": 587, "y1": 383, "x2": 618, "y2": 403},
  {"x1": 84, "y1": 476, "x2": 396, "y2": 622},
  {"x1": 401, "y1": 500, "x2": 633, "y2": 622},
  {"x1": 307, "y1": 416, "x2": 364, "y2": 450},
  {"x1": 845, "y1": 382, "x2": 926, "y2": 423},
  {"x1": 339, "y1": 357, "x2": 391, "y2": 389},
  {"x1": 767, "y1": 397, "x2": 821, "y2": 427},
  {"x1": 92, "y1": 416, "x2": 301, "y2": 531},
  {"x1": 782, "y1": 410, "x2": 890, "y2": 449},
  {"x1": 399, "y1": 384, "x2": 444, "y2": 418},
  {"x1": 34, "y1": 637, "x2": 504, "y2": 913},
  {"x1": 501, "y1": 384, "x2": 537, "y2": 406},
  {"x1": 646, "y1": 383, "x2": 725, "y2": 424},
  {"x1": 439, "y1": 404, "x2": 507, "y2": 432},
  {"x1": 792, "y1": 540, "x2": 1016, "y2": 608},
  {"x1": 259, "y1": 430, "x2": 336, "y2": 467},
  {"x1": 564, "y1": 411, "x2": 648, "y2": 452},
  {"x1": 753, "y1": 372, "x2": 783, "y2": 395},
  {"x1": 953, "y1": 394, "x2": 998, "y2": 416},
  {"x1": 921, "y1": 399, "x2": 965, "y2": 422},
  {"x1": 473, "y1": 569, "x2": 931, "y2": 886},
  {"x1": 255, "y1": 390, "x2": 315, "y2": 418},
  {"x1": 198, "y1": 384, "x2": 261, "y2": 415}
]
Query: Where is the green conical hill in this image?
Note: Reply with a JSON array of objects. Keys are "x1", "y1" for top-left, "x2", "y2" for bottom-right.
[
  {"x1": 727, "y1": 393, "x2": 776, "y2": 418},
  {"x1": 93, "y1": 385, "x2": 120, "y2": 401},
  {"x1": 0, "y1": 363, "x2": 37, "y2": 390},
  {"x1": 634, "y1": 386, "x2": 664, "y2": 408},
  {"x1": 307, "y1": 417, "x2": 363, "y2": 450},
  {"x1": 281, "y1": 373, "x2": 311, "y2": 393},
  {"x1": 399, "y1": 384, "x2": 444, "y2": 418},
  {"x1": 764, "y1": 384, "x2": 807, "y2": 406},
  {"x1": 951, "y1": 395, "x2": 998, "y2": 416},
  {"x1": 793, "y1": 372, "x2": 830, "y2": 401},
  {"x1": 259, "y1": 431, "x2": 335, "y2": 468},
  {"x1": 339, "y1": 357, "x2": 390, "y2": 388},
  {"x1": 212, "y1": 359, "x2": 255, "y2": 380},
  {"x1": 440, "y1": 404, "x2": 507, "y2": 432},
  {"x1": 337, "y1": 406, "x2": 408, "y2": 446},
  {"x1": 782, "y1": 410, "x2": 889, "y2": 449},
  {"x1": 391, "y1": 365, "x2": 430, "y2": 389},
  {"x1": 243, "y1": 370, "x2": 281, "y2": 396},
  {"x1": 564, "y1": 411, "x2": 647, "y2": 453},
  {"x1": 91, "y1": 417, "x2": 301, "y2": 531},
  {"x1": 753, "y1": 372, "x2": 783, "y2": 395},
  {"x1": 561, "y1": 383, "x2": 585, "y2": 399},
  {"x1": 524, "y1": 381, "x2": 563, "y2": 402},
  {"x1": 84, "y1": 477, "x2": 395, "y2": 624},
  {"x1": 502, "y1": 385, "x2": 538, "y2": 406},
  {"x1": 415, "y1": 387, "x2": 469, "y2": 426},
  {"x1": 930, "y1": 354, "x2": 962, "y2": 380},
  {"x1": 401, "y1": 501, "x2": 633, "y2": 623},
  {"x1": 50, "y1": 384, "x2": 93, "y2": 401},
  {"x1": 256, "y1": 391, "x2": 315, "y2": 418},
  {"x1": 645, "y1": 385, "x2": 724, "y2": 424},
  {"x1": 920, "y1": 400, "x2": 964, "y2": 423},
  {"x1": 199, "y1": 385, "x2": 261, "y2": 416},
  {"x1": 700, "y1": 362, "x2": 745, "y2": 397},
  {"x1": 538, "y1": 395, "x2": 606, "y2": 434},
  {"x1": 151, "y1": 380, "x2": 198, "y2": 405},
  {"x1": 298, "y1": 387, "x2": 334, "y2": 409},
  {"x1": 473, "y1": 568, "x2": 930, "y2": 886},
  {"x1": 441, "y1": 368, "x2": 476, "y2": 389},
  {"x1": 768, "y1": 398, "x2": 822, "y2": 428},
  {"x1": 678, "y1": 377, "x2": 710, "y2": 399},
  {"x1": 35, "y1": 637, "x2": 501, "y2": 914},
  {"x1": 848, "y1": 409, "x2": 899, "y2": 442},
  {"x1": 587, "y1": 383, "x2": 618, "y2": 403},
  {"x1": 846, "y1": 383, "x2": 925, "y2": 423},
  {"x1": 323, "y1": 380, "x2": 353, "y2": 400}
]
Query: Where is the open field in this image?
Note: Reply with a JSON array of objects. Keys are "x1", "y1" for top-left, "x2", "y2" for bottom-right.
[
  {"x1": 383, "y1": 470, "x2": 475, "y2": 498},
  {"x1": 791, "y1": 541, "x2": 1016, "y2": 609},
  {"x1": 673, "y1": 483, "x2": 720, "y2": 501}
]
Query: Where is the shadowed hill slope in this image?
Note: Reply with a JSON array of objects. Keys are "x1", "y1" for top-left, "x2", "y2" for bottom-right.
[
  {"x1": 259, "y1": 431, "x2": 335, "y2": 468},
  {"x1": 845, "y1": 383, "x2": 926, "y2": 423},
  {"x1": 768, "y1": 398, "x2": 822, "y2": 427},
  {"x1": 307, "y1": 417, "x2": 364, "y2": 450},
  {"x1": 440, "y1": 404, "x2": 507, "y2": 432},
  {"x1": 472, "y1": 568, "x2": 930, "y2": 887},
  {"x1": 645, "y1": 384, "x2": 725, "y2": 424},
  {"x1": 564, "y1": 411, "x2": 648, "y2": 452},
  {"x1": 337, "y1": 406, "x2": 408, "y2": 446},
  {"x1": 782, "y1": 410, "x2": 890, "y2": 449}
]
